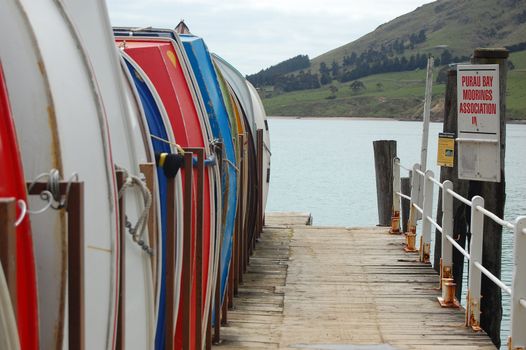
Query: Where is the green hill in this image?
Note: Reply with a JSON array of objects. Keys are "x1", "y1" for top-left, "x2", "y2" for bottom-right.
[
  {"x1": 311, "y1": 0, "x2": 526, "y2": 71},
  {"x1": 257, "y1": 0, "x2": 526, "y2": 120},
  {"x1": 263, "y1": 50, "x2": 526, "y2": 120}
]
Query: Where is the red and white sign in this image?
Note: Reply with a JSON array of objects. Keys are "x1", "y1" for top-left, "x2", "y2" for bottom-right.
[{"x1": 457, "y1": 64, "x2": 500, "y2": 182}]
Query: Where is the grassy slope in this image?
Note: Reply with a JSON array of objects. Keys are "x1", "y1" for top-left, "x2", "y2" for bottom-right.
[
  {"x1": 263, "y1": 51, "x2": 526, "y2": 120},
  {"x1": 310, "y1": 0, "x2": 526, "y2": 73}
]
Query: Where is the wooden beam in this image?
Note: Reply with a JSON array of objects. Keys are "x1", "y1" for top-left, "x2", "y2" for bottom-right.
[
  {"x1": 164, "y1": 176, "x2": 176, "y2": 350},
  {"x1": 0, "y1": 198, "x2": 17, "y2": 319},
  {"x1": 182, "y1": 152, "x2": 193, "y2": 349},
  {"x1": 139, "y1": 163, "x2": 157, "y2": 290},
  {"x1": 116, "y1": 171, "x2": 126, "y2": 350}
]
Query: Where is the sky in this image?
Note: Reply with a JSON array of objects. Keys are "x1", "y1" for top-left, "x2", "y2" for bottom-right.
[{"x1": 106, "y1": 0, "x2": 436, "y2": 76}]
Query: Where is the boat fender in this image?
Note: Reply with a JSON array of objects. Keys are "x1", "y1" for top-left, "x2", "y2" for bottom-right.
[{"x1": 155, "y1": 152, "x2": 184, "y2": 178}]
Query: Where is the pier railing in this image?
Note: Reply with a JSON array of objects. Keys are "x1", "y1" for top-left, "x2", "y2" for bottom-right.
[{"x1": 392, "y1": 158, "x2": 526, "y2": 349}]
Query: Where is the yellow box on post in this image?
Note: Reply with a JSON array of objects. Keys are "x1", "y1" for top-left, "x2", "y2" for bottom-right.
[{"x1": 437, "y1": 132, "x2": 455, "y2": 168}]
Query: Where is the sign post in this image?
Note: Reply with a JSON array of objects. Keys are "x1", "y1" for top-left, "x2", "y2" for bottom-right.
[{"x1": 456, "y1": 64, "x2": 500, "y2": 182}]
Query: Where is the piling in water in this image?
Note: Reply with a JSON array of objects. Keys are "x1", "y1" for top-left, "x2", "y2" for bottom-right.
[{"x1": 373, "y1": 140, "x2": 397, "y2": 226}]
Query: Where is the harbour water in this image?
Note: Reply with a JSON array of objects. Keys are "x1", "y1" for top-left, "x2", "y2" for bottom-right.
[{"x1": 266, "y1": 117, "x2": 526, "y2": 348}]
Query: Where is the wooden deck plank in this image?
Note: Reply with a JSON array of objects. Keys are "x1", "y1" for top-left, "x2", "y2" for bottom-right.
[{"x1": 214, "y1": 213, "x2": 496, "y2": 350}]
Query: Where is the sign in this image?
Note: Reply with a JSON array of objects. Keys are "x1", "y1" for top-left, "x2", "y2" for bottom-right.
[
  {"x1": 437, "y1": 132, "x2": 454, "y2": 167},
  {"x1": 457, "y1": 64, "x2": 500, "y2": 182}
]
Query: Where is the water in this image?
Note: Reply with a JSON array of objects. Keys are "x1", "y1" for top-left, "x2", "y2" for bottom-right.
[{"x1": 266, "y1": 117, "x2": 526, "y2": 348}]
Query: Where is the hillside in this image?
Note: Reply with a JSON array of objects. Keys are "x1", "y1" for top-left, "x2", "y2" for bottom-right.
[
  {"x1": 311, "y1": 0, "x2": 526, "y2": 72},
  {"x1": 255, "y1": 0, "x2": 526, "y2": 119},
  {"x1": 262, "y1": 50, "x2": 526, "y2": 120}
]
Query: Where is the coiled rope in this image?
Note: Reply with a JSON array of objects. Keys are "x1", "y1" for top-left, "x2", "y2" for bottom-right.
[{"x1": 116, "y1": 166, "x2": 154, "y2": 256}]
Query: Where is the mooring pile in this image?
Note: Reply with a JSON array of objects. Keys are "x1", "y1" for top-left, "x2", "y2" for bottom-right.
[{"x1": 0, "y1": 1, "x2": 270, "y2": 349}]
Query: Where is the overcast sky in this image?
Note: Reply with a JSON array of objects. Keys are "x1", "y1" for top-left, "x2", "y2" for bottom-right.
[{"x1": 106, "y1": 0, "x2": 435, "y2": 76}]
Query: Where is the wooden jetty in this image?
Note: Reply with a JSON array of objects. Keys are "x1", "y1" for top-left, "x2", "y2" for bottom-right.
[{"x1": 214, "y1": 212, "x2": 496, "y2": 350}]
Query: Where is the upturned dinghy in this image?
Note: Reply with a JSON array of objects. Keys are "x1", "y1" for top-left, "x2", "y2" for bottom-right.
[
  {"x1": 120, "y1": 52, "x2": 185, "y2": 350},
  {"x1": 0, "y1": 63, "x2": 37, "y2": 350},
  {"x1": 59, "y1": 1, "x2": 157, "y2": 347},
  {"x1": 0, "y1": 0, "x2": 120, "y2": 348}
]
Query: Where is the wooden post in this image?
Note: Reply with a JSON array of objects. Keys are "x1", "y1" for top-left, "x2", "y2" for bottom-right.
[
  {"x1": 256, "y1": 129, "x2": 264, "y2": 238},
  {"x1": 373, "y1": 140, "x2": 397, "y2": 226},
  {"x1": 164, "y1": 175, "x2": 177, "y2": 350},
  {"x1": 67, "y1": 182, "x2": 85, "y2": 350},
  {"x1": 432, "y1": 69, "x2": 470, "y2": 292},
  {"x1": 222, "y1": 282, "x2": 228, "y2": 325},
  {"x1": 195, "y1": 149, "x2": 204, "y2": 350},
  {"x1": 206, "y1": 304, "x2": 212, "y2": 350},
  {"x1": 510, "y1": 217, "x2": 526, "y2": 349},
  {"x1": 27, "y1": 181, "x2": 85, "y2": 349},
  {"x1": 0, "y1": 198, "x2": 17, "y2": 318},
  {"x1": 182, "y1": 152, "x2": 193, "y2": 349},
  {"x1": 469, "y1": 48, "x2": 509, "y2": 347},
  {"x1": 116, "y1": 171, "x2": 126, "y2": 350},
  {"x1": 185, "y1": 147, "x2": 204, "y2": 349},
  {"x1": 236, "y1": 133, "x2": 245, "y2": 291},
  {"x1": 139, "y1": 163, "x2": 157, "y2": 288},
  {"x1": 213, "y1": 233, "x2": 221, "y2": 344},
  {"x1": 401, "y1": 175, "x2": 411, "y2": 233}
]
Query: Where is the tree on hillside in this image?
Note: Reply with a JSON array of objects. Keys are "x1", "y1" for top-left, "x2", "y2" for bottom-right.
[
  {"x1": 440, "y1": 49, "x2": 453, "y2": 65},
  {"x1": 320, "y1": 72, "x2": 332, "y2": 85},
  {"x1": 331, "y1": 61, "x2": 340, "y2": 79},
  {"x1": 350, "y1": 80, "x2": 366, "y2": 94},
  {"x1": 327, "y1": 84, "x2": 339, "y2": 99}
]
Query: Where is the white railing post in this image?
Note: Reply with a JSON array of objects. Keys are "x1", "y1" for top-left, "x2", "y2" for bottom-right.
[
  {"x1": 405, "y1": 163, "x2": 421, "y2": 252},
  {"x1": 390, "y1": 157, "x2": 401, "y2": 234},
  {"x1": 467, "y1": 196, "x2": 484, "y2": 330},
  {"x1": 437, "y1": 180, "x2": 459, "y2": 307},
  {"x1": 509, "y1": 216, "x2": 526, "y2": 349},
  {"x1": 441, "y1": 181, "x2": 454, "y2": 274},
  {"x1": 419, "y1": 170, "x2": 434, "y2": 263}
]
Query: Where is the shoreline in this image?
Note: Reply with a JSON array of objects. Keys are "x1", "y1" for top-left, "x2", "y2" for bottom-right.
[{"x1": 268, "y1": 115, "x2": 526, "y2": 124}]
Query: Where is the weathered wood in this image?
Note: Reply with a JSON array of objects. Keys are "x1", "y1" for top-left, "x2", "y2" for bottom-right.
[
  {"x1": 139, "y1": 163, "x2": 157, "y2": 291},
  {"x1": 164, "y1": 176, "x2": 176, "y2": 350},
  {"x1": 373, "y1": 140, "x2": 397, "y2": 226},
  {"x1": 432, "y1": 69, "x2": 471, "y2": 292},
  {"x1": 0, "y1": 198, "x2": 17, "y2": 320},
  {"x1": 469, "y1": 48, "x2": 509, "y2": 348},
  {"x1": 401, "y1": 176, "x2": 411, "y2": 233},
  {"x1": 182, "y1": 152, "x2": 193, "y2": 349},
  {"x1": 214, "y1": 213, "x2": 495, "y2": 349},
  {"x1": 27, "y1": 182, "x2": 85, "y2": 349},
  {"x1": 116, "y1": 172, "x2": 126, "y2": 350}
]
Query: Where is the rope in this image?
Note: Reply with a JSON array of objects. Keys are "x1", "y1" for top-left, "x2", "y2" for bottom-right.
[
  {"x1": 224, "y1": 158, "x2": 239, "y2": 172},
  {"x1": 149, "y1": 134, "x2": 185, "y2": 155},
  {"x1": 116, "y1": 166, "x2": 154, "y2": 256}
]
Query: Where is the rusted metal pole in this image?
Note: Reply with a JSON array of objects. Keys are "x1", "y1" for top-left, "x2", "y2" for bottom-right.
[
  {"x1": 116, "y1": 171, "x2": 126, "y2": 350},
  {"x1": 237, "y1": 133, "x2": 245, "y2": 291},
  {"x1": 373, "y1": 140, "x2": 397, "y2": 226},
  {"x1": 0, "y1": 198, "x2": 17, "y2": 319},
  {"x1": 469, "y1": 48, "x2": 509, "y2": 347}
]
